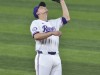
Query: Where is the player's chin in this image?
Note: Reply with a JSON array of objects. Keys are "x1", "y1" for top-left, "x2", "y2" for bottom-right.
[
  {"x1": 44, "y1": 11, "x2": 48, "y2": 15},
  {"x1": 45, "y1": 10, "x2": 48, "y2": 14},
  {"x1": 46, "y1": 12, "x2": 48, "y2": 15}
]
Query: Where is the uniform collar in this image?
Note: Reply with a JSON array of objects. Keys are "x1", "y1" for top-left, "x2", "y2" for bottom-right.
[{"x1": 38, "y1": 19, "x2": 48, "y2": 22}]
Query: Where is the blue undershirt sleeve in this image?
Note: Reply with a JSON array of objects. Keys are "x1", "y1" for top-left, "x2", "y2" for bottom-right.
[{"x1": 62, "y1": 17, "x2": 67, "y2": 25}]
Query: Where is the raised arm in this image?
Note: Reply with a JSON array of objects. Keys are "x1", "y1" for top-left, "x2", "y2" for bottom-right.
[{"x1": 60, "y1": 0, "x2": 70, "y2": 21}]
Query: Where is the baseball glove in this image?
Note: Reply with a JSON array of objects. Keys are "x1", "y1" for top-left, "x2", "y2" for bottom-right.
[{"x1": 52, "y1": 0, "x2": 60, "y2": 3}]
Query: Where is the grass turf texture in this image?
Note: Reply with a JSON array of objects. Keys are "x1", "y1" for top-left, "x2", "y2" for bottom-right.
[{"x1": 0, "y1": 0, "x2": 100, "y2": 75}]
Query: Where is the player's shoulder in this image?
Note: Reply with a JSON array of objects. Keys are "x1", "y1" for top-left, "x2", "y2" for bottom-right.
[
  {"x1": 48, "y1": 17, "x2": 62, "y2": 24},
  {"x1": 31, "y1": 19, "x2": 40, "y2": 26},
  {"x1": 48, "y1": 17, "x2": 62, "y2": 23},
  {"x1": 31, "y1": 19, "x2": 40, "y2": 24}
]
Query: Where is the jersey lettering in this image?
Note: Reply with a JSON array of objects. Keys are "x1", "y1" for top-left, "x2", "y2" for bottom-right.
[{"x1": 42, "y1": 25, "x2": 56, "y2": 32}]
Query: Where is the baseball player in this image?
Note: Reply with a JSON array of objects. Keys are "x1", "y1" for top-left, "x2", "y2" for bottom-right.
[{"x1": 30, "y1": 0, "x2": 70, "y2": 75}]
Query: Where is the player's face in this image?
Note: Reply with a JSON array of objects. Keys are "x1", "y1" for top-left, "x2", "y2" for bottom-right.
[{"x1": 37, "y1": 6, "x2": 48, "y2": 15}]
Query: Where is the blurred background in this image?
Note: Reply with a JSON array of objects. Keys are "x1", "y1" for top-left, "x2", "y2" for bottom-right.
[{"x1": 0, "y1": 0, "x2": 100, "y2": 75}]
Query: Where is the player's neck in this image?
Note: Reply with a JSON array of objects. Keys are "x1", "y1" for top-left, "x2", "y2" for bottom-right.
[{"x1": 39, "y1": 16, "x2": 47, "y2": 21}]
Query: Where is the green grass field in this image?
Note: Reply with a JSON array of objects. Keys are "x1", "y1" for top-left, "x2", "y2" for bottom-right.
[{"x1": 0, "y1": 0, "x2": 100, "y2": 75}]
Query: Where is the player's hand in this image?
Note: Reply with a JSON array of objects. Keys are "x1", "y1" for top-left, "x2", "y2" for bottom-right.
[{"x1": 51, "y1": 31, "x2": 62, "y2": 36}]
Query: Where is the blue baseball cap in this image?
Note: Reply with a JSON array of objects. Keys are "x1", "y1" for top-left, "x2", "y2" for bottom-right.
[{"x1": 33, "y1": 2, "x2": 46, "y2": 18}]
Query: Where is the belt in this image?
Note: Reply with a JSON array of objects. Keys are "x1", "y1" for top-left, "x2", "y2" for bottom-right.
[{"x1": 37, "y1": 51, "x2": 56, "y2": 55}]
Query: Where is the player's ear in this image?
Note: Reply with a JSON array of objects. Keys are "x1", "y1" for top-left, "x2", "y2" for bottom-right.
[{"x1": 36, "y1": 12, "x2": 39, "y2": 15}]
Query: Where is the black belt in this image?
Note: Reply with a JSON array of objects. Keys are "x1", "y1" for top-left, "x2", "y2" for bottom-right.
[{"x1": 37, "y1": 51, "x2": 56, "y2": 55}]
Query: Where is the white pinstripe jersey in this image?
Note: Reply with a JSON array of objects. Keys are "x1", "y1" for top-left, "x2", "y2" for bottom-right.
[{"x1": 30, "y1": 17, "x2": 65, "y2": 54}]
